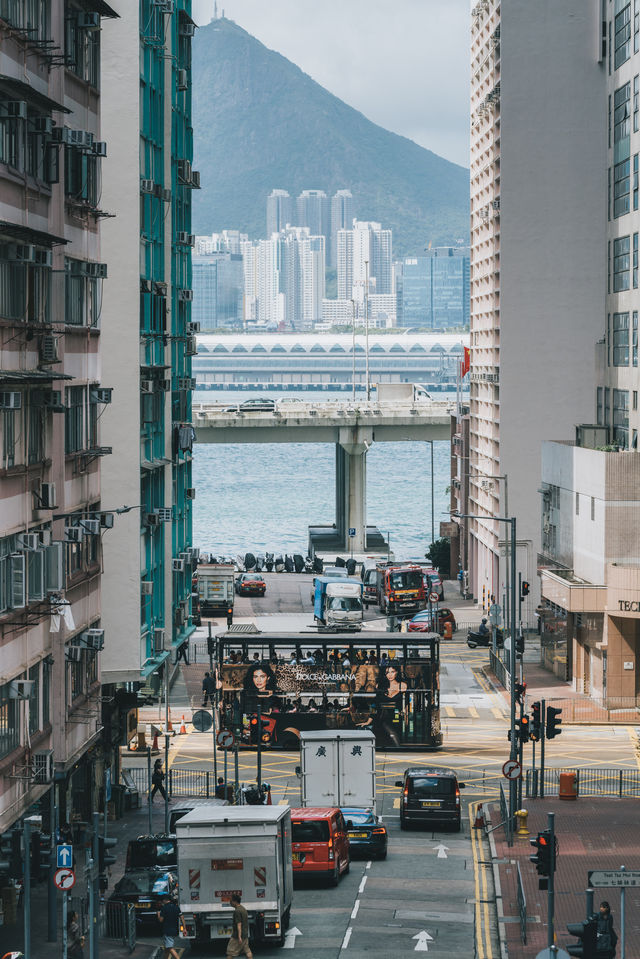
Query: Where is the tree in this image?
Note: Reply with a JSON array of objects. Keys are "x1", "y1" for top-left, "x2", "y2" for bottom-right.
[{"x1": 426, "y1": 538, "x2": 450, "y2": 577}]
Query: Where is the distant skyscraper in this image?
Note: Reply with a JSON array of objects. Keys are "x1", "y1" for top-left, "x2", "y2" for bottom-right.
[
  {"x1": 193, "y1": 253, "x2": 244, "y2": 330},
  {"x1": 400, "y1": 248, "x2": 470, "y2": 329},
  {"x1": 337, "y1": 220, "x2": 393, "y2": 300},
  {"x1": 330, "y1": 190, "x2": 355, "y2": 268},
  {"x1": 252, "y1": 227, "x2": 325, "y2": 328},
  {"x1": 296, "y1": 189, "x2": 330, "y2": 243},
  {"x1": 266, "y1": 189, "x2": 294, "y2": 237}
]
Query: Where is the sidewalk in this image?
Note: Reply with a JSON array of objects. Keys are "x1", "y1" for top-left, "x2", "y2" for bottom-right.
[
  {"x1": 487, "y1": 797, "x2": 640, "y2": 958},
  {"x1": 2, "y1": 803, "x2": 178, "y2": 959}
]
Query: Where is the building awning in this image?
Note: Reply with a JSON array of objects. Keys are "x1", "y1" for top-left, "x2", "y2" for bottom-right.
[
  {"x1": 0, "y1": 369, "x2": 73, "y2": 383},
  {"x1": 76, "y1": 0, "x2": 119, "y2": 17},
  {"x1": 178, "y1": 8, "x2": 197, "y2": 26},
  {"x1": 0, "y1": 75, "x2": 70, "y2": 114},
  {"x1": 540, "y1": 569, "x2": 606, "y2": 614},
  {"x1": 0, "y1": 221, "x2": 68, "y2": 248}
]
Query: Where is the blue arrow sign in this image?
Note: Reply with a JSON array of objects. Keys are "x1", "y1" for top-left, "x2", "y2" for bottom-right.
[{"x1": 57, "y1": 844, "x2": 72, "y2": 868}]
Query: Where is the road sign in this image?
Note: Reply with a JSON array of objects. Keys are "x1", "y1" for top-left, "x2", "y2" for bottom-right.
[
  {"x1": 57, "y1": 844, "x2": 72, "y2": 868},
  {"x1": 217, "y1": 728, "x2": 235, "y2": 749},
  {"x1": 348, "y1": 528, "x2": 356, "y2": 537},
  {"x1": 489, "y1": 603, "x2": 502, "y2": 625},
  {"x1": 192, "y1": 709, "x2": 213, "y2": 733},
  {"x1": 429, "y1": 592, "x2": 440, "y2": 604},
  {"x1": 54, "y1": 868, "x2": 76, "y2": 891},
  {"x1": 588, "y1": 869, "x2": 640, "y2": 887},
  {"x1": 502, "y1": 759, "x2": 522, "y2": 780},
  {"x1": 283, "y1": 926, "x2": 302, "y2": 949}
]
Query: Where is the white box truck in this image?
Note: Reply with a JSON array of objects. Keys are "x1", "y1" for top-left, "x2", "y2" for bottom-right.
[
  {"x1": 176, "y1": 806, "x2": 293, "y2": 948},
  {"x1": 300, "y1": 730, "x2": 376, "y2": 811},
  {"x1": 197, "y1": 562, "x2": 235, "y2": 619}
]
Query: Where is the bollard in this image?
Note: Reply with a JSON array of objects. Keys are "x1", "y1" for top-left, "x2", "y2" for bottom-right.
[{"x1": 515, "y1": 808, "x2": 529, "y2": 837}]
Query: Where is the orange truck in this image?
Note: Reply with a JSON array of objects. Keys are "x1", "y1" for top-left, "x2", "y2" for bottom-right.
[{"x1": 375, "y1": 563, "x2": 426, "y2": 616}]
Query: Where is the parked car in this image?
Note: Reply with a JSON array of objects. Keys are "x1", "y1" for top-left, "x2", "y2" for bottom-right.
[
  {"x1": 407, "y1": 606, "x2": 457, "y2": 635},
  {"x1": 289, "y1": 807, "x2": 350, "y2": 885},
  {"x1": 342, "y1": 807, "x2": 387, "y2": 860},
  {"x1": 396, "y1": 766, "x2": 465, "y2": 831},
  {"x1": 236, "y1": 572, "x2": 267, "y2": 596},
  {"x1": 108, "y1": 868, "x2": 178, "y2": 928}
]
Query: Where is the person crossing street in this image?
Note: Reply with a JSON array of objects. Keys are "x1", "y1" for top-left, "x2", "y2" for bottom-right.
[{"x1": 226, "y1": 892, "x2": 252, "y2": 958}]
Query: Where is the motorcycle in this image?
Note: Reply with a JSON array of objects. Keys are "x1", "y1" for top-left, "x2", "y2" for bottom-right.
[{"x1": 467, "y1": 626, "x2": 504, "y2": 649}]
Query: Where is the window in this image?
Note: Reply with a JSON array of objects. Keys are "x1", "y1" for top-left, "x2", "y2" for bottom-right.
[
  {"x1": 64, "y1": 145, "x2": 99, "y2": 207},
  {"x1": 613, "y1": 312, "x2": 630, "y2": 365},
  {"x1": 0, "y1": 243, "x2": 51, "y2": 324},
  {"x1": 635, "y1": 155, "x2": 639, "y2": 210},
  {"x1": 28, "y1": 663, "x2": 39, "y2": 735},
  {"x1": 633, "y1": 429, "x2": 638, "y2": 449},
  {"x1": 0, "y1": 534, "x2": 25, "y2": 612},
  {"x1": 575, "y1": 492, "x2": 580, "y2": 516},
  {"x1": 70, "y1": 649, "x2": 84, "y2": 700},
  {"x1": 635, "y1": 76, "x2": 640, "y2": 132},
  {"x1": 0, "y1": 101, "x2": 56, "y2": 181},
  {"x1": 635, "y1": 311, "x2": 639, "y2": 367},
  {"x1": 605, "y1": 387, "x2": 611, "y2": 425},
  {"x1": 614, "y1": 82, "x2": 631, "y2": 159},
  {"x1": 2, "y1": 410, "x2": 16, "y2": 468},
  {"x1": 608, "y1": 167, "x2": 612, "y2": 221},
  {"x1": 609, "y1": 94, "x2": 612, "y2": 149},
  {"x1": 609, "y1": 19, "x2": 613, "y2": 75},
  {"x1": 65, "y1": 4, "x2": 101, "y2": 88},
  {"x1": 0, "y1": 0, "x2": 50, "y2": 40},
  {"x1": 607, "y1": 312, "x2": 611, "y2": 366},
  {"x1": 597, "y1": 386, "x2": 604, "y2": 425},
  {"x1": 27, "y1": 405, "x2": 44, "y2": 464},
  {"x1": 27, "y1": 548, "x2": 44, "y2": 602},
  {"x1": 608, "y1": 240, "x2": 612, "y2": 294},
  {"x1": 614, "y1": 160, "x2": 631, "y2": 217},
  {"x1": 65, "y1": 386, "x2": 85, "y2": 453},
  {"x1": 0, "y1": 682, "x2": 19, "y2": 759},
  {"x1": 613, "y1": 236, "x2": 631, "y2": 290},
  {"x1": 634, "y1": 390, "x2": 638, "y2": 410},
  {"x1": 42, "y1": 658, "x2": 50, "y2": 727},
  {"x1": 615, "y1": 4, "x2": 632, "y2": 68},
  {"x1": 613, "y1": 389, "x2": 630, "y2": 447},
  {"x1": 65, "y1": 260, "x2": 103, "y2": 327},
  {"x1": 635, "y1": 234, "x2": 639, "y2": 288},
  {"x1": 636, "y1": 0, "x2": 640, "y2": 52},
  {"x1": 591, "y1": 497, "x2": 596, "y2": 521}
]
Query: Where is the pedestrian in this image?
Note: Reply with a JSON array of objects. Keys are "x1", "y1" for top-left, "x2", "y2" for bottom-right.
[
  {"x1": 175, "y1": 641, "x2": 189, "y2": 665},
  {"x1": 215, "y1": 776, "x2": 227, "y2": 799},
  {"x1": 151, "y1": 760, "x2": 167, "y2": 802},
  {"x1": 226, "y1": 892, "x2": 252, "y2": 959},
  {"x1": 67, "y1": 910, "x2": 85, "y2": 959},
  {"x1": 597, "y1": 901, "x2": 618, "y2": 957},
  {"x1": 202, "y1": 671, "x2": 215, "y2": 706},
  {"x1": 156, "y1": 893, "x2": 181, "y2": 959}
]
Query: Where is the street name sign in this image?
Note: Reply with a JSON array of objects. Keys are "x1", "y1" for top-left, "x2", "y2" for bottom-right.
[
  {"x1": 588, "y1": 869, "x2": 640, "y2": 887},
  {"x1": 502, "y1": 759, "x2": 522, "y2": 780}
]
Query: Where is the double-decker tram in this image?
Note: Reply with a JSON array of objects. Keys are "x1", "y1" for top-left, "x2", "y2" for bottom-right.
[{"x1": 215, "y1": 631, "x2": 442, "y2": 750}]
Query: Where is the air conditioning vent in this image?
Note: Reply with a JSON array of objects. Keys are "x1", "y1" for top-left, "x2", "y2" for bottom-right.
[
  {"x1": 178, "y1": 289, "x2": 193, "y2": 302},
  {"x1": 2, "y1": 101, "x2": 27, "y2": 119},
  {"x1": 176, "y1": 232, "x2": 195, "y2": 247},
  {"x1": 186, "y1": 487, "x2": 196, "y2": 500},
  {"x1": 188, "y1": 321, "x2": 200, "y2": 334},
  {"x1": 178, "y1": 377, "x2": 196, "y2": 391},
  {"x1": 179, "y1": 21, "x2": 196, "y2": 37},
  {"x1": 76, "y1": 11, "x2": 100, "y2": 29},
  {"x1": 190, "y1": 170, "x2": 200, "y2": 189},
  {"x1": 64, "y1": 527, "x2": 84, "y2": 543},
  {"x1": 153, "y1": 628, "x2": 166, "y2": 654},
  {"x1": 172, "y1": 558, "x2": 184, "y2": 572},
  {"x1": 18, "y1": 533, "x2": 40, "y2": 551},
  {"x1": 93, "y1": 141, "x2": 107, "y2": 157},
  {"x1": 177, "y1": 159, "x2": 191, "y2": 183},
  {"x1": 144, "y1": 512, "x2": 161, "y2": 527},
  {"x1": 0, "y1": 392, "x2": 21, "y2": 410},
  {"x1": 156, "y1": 508, "x2": 173, "y2": 523},
  {"x1": 141, "y1": 179, "x2": 155, "y2": 194},
  {"x1": 185, "y1": 335, "x2": 197, "y2": 356},
  {"x1": 81, "y1": 628, "x2": 104, "y2": 650},
  {"x1": 31, "y1": 389, "x2": 65, "y2": 412},
  {"x1": 141, "y1": 581, "x2": 154, "y2": 595},
  {"x1": 9, "y1": 679, "x2": 34, "y2": 700},
  {"x1": 33, "y1": 750, "x2": 54, "y2": 784},
  {"x1": 90, "y1": 388, "x2": 112, "y2": 404},
  {"x1": 39, "y1": 335, "x2": 60, "y2": 365},
  {"x1": 189, "y1": 546, "x2": 200, "y2": 562},
  {"x1": 177, "y1": 69, "x2": 188, "y2": 90},
  {"x1": 80, "y1": 518, "x2": 100, "y2": 536},
  {"x1": 141, "y1": 380, "x2": 155, "y2": 394},
  {"x1": 36, "y1": 483, "x2": 57, "y2": 510},
  {"x1": 154, "y1": 281, "x2": 168, "y2": 296},
  {"x1": 33, "y1": 116, "x2": 53, "y2": 136},
  {"x1": 100, "y1": 512, "x2": 114, "y2": 529}
]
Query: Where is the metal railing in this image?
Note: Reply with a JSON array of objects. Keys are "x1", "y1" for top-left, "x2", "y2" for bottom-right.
[
  {"x1": 525, "y1": 767, "x2": 640, "y2": 799},
  {"x1": 516, "y1": 862, "x2": 527, "y2": 944},
  {"x1": 100, "y1": 900, "x2": 136, "y2": 952},
  {"x1": 489, "y1": 648, "x2": 509, "y2": 690}
]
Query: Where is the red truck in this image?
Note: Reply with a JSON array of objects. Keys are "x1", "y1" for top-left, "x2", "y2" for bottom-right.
[{"x1": 375, "y1": 563, "x2": 426, "y2": 616}]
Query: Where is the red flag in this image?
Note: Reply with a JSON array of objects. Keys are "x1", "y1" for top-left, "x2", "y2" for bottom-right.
[{"x1": 461, "y1": 346, "x2": 470, "y2": 378}]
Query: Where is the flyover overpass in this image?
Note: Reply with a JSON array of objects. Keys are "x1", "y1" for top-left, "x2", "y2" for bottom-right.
[{"x1": 193, "y1": 400, "x2": 452, "y2": 553}]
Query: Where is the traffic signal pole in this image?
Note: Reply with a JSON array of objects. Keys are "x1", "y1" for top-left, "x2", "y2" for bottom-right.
[
  {"x1": 47, "y1": 782, "x2": 57, "y2": 942},
  {"x1": 23, "y1": 818, "x2": 31, "y2": 959},
  {"x1": 548, "y1": 811, "x2": 556, "y2": 949},
  {"x1": 540, "y1": 698, "x2": 546, "y2": 799},
  {"x1": 92, "y1": 811, "x2": 100, "y2": 959},
  {"x1": 509, "y1": 517, "x2": 517, "y2": 839}
]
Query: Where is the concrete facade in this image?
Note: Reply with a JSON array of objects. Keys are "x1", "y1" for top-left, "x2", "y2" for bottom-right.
[{"x1": 465, "y1": 0, "x2": 606, "y2": 620}]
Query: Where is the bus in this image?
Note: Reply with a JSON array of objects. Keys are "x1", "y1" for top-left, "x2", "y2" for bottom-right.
[{"x1": 214, "y1": 631, "x2": 442, "y2": 750}]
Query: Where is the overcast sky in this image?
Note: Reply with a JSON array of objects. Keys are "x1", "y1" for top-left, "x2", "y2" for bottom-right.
[{"x1": 192, "y1": 0, "x2": 470, "y2": 168}]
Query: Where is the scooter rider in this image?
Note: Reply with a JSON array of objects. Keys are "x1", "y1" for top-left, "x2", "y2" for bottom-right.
[{"x1": 478, "y1": 618, "x2": 489, "y2": 637}]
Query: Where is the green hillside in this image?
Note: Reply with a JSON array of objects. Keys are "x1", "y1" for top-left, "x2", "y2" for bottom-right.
[{"x1": 192, "y1": 17, "x2": 469, "y2": 256}]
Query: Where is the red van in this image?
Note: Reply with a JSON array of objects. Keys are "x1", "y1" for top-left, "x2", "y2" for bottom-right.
[{"x1": 289, "y1": 807, "x2": 350, "y2": 886}]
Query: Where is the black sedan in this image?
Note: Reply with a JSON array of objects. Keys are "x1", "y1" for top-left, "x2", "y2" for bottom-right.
[
  {"x1": 108, "y1": 868, "x2": 178, "y2": 929},
  {"x1": 342, "y1": 807, "x2": 388, "y2": 860}
]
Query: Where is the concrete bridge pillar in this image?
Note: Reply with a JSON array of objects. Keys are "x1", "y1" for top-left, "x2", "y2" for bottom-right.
[{"x1": 335, "y1": 426, "x2": 373, "y2": 553}]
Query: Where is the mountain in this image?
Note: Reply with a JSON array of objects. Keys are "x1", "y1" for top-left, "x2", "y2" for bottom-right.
[{"x1": 192, "y1": 17, "x2": 469, "y2": 256}]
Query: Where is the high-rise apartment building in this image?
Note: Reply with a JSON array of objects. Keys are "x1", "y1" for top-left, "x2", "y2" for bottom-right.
[
  {"x1": 330, "y1": 190, "x2": 355, "y2": 268},
  {"x1": 0, "y1": 1, "x2": 116, "y2": 837},
  {"x1": 253, "y1": 227, "x2": 325, "y2": 328},
  {"x1": 296, "y1": 189, "x2": 330, "y2": 240},
  {"x1": 100, "y1": 1, "x2": 197, "y2": 738},
  {"x1": 266, "y1": 189, "x2": 295, "y2": 238},
  {"x1": 337, "y1": 220, "x2": 393, "y2": 300},
  {"x1": 459, "y1": 0, "x2": 606, "y2": 615},
  {"x1": 400, "y1": 249, "x2": 470, "y2": 329},
  {"x1": 193, "y1": 253, "x2": 244, "y2": 330}
]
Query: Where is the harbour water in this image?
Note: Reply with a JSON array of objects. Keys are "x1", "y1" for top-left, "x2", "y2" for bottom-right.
[{"x1": 192, "y1": 389, "x2": 458, "y2": 558}]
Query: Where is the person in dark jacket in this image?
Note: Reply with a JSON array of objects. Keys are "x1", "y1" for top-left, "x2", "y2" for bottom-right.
[
  {"x1": 202, "y1": 671, "x2": 215, "y2": 706},
  {"x1": 67, "y1": 910, "x2": 85, "y2": 958},
  {"x1": 151, "y1": 760, "x2": 167, "y2": 802},
  {"x1": 597, "y1": 901, "x2": 618, "y2": 956}
]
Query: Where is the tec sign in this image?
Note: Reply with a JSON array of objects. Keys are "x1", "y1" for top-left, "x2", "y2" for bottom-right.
[{"x1": 617, "y1": 600, "x2": 640, "y2": 612}]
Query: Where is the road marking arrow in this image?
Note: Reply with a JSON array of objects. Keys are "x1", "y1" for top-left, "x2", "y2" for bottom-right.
[
  {"x1": 434, "y1": 843, "x2": 449, "y2": 859},
  {"x1": 283, "y1": 926, "x2": 302, "y2": 949},
  {"x1": 413, "y1": 930, "x2": 434, "y2": 952}
]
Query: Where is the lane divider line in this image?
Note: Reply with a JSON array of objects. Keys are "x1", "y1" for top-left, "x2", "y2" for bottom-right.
[
  {"x1": 366, "y1": 860, "x2": 372, "y2": 870},
  {"x1": 358, "y1": 875, "x2": 367, "y2": 894},
  {"x1": 351, "y1": 899, "x2": 360, "y2": 920},
  {"x1": 341, "y1": 926, "x2": 352, "y2": 949}
]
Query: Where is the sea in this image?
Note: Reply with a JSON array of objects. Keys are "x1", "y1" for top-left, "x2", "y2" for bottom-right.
[{"x1": 192, "y1": 388, "x2": 459, "y2": 559}]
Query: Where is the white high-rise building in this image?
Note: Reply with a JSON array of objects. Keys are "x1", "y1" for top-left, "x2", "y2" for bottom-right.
[
  {"x1": 330, "y1": 190, "x2": 355, "y2": 268},
  {"x1": 337, "y1": 220, "x2": 393, "y2": 301},
  {"x1": 462, "y1": 0, "x2": 606, "y2": 614},
  {"x1": 266, "y1": 190, "x2": 295, "y2": 238}
]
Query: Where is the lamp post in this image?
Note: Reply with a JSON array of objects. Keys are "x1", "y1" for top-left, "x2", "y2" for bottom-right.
[
  {"x1": 350, "y1": 298, "x2": 356, "y2": 401},
  {"x1": 364, "y1": 260, "x2": 370, "y2": 400},
  {"x1": 454, "y1": 510, "x2": 517, "y2": 835}
]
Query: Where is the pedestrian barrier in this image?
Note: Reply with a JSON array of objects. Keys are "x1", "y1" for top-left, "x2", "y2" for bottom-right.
[
  {"x1": 99, "y1": 900, "x2": 136, "y2": 952},
  {"x1": 525, "y1": 767, "x2": 640, "y2": 799},
  {"x1": 516, "y1": 862, "x2": 527, "y2": 945}
]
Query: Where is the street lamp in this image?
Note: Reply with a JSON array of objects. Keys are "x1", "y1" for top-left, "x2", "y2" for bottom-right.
[
  {"x1": 350, "y1": 298, "x2": 356, "y2": 401},
  {"x1": 364, "y1": 260, "x2": 370, "y2": 400},
  {"x1": 452, "y1": 509, "x2": 517, "y2": 838}
]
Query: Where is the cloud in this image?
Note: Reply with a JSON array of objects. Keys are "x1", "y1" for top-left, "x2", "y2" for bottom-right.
[{"x1": 192, "y1": 0, "x2": 470, "y2": 167}]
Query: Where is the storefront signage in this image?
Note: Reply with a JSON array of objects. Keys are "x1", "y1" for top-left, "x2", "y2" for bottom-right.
[
  {"x1": 624, "y1": 662, "x2": 634, "y2": 670},
  {"x1": 618, "y1": 600, "x2": 640, "y2": 612}
]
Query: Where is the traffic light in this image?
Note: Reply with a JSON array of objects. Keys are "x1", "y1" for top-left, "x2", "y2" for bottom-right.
[
  {"x1": 99, "y1": 835, "x2": 118, "y2": 872},
  {"x1": 546, "y1": 705, "x2": 562, "y2": 739},
  {"x1": 530, "y1": 701, "x2": 542, "y2": 741},
  {"x1": 529, "y1": 830, "x2": 552, "y2": 876},
  {"x1": 566, "y1": 916, "x2": 597, "y2": 958},
  {"x1": 521, "y1": 581, "x2": 530, "y2": 598},
  {"x1": 514, "y1": 714, "x2": 530, "y2": 743},
  {"x1": 0, "y1": 830, "x2": 22, "y2": 879},
  {"x1": 515, "y1": 631, "x2": 525, "y2": 655},
  {"x1": 250, "y1": 715, "x2": 272, "y2": 744},
  {"x1": 207, "y1": 635, "x2": 216, "y2": 656}
]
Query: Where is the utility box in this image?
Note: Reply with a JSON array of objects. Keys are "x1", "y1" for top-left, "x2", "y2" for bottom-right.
[{"x1": 300, "y1": 730, "x2": 376, "y2": 811}]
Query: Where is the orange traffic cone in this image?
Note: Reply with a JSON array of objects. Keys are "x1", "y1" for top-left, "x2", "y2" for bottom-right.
[
  {"x1": 266, "y1": 786, "x2": 272, "y2": 805},
  {"x1": 473, "y1": 803, "x2": 484, "y2": 829},
  {"x1": 167, "y1": 712, "x2": 174, "y2": 735},
  {"x1": 179, "y1": 715, "x2": 187, "y2": 735},
  {"x1": 152, "y1": 729, "x2": 159, "y2": 751}
]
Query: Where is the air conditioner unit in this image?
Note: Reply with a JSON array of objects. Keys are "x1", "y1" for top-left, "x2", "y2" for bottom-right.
[
  {"x1": 141, "y1": 581, "x2": 154, "y2": 595},
  {"x1": 4, "y1": 101, "x2": 27, "y2": 120},
  {"x1": 156, "y1": 508, "x2": 173, "y2": 523},
  {"x1": 0, "y1": 392, "x2": 21, "y2": 410},
  {"x1": 10, "y1": 243, "x2": 35, "y2": 262},
  {"x1": 33, "y1": 116, "x2": 53, "y2": 136},
  {"x1": 32, "y1": 750, "x2": 54, "y2": 785},
  {"x1": 179, "y1": 21, "x2": 195, "y2": 37},
  {"x1": 39, "y1": 335, "x2": 60, "y2": 365},
  {"x1": 82, "y1": 628, "x2": 104, "y2": 650},
  {"x1": 160, "y1": 188, "x2": 171, "y2": 202},
  {"x1": 38, "y1": 483, "x2": 56, "y2": 509},
  {"x1": 185, "y1": 335, "x2": 197, "y2": 356},
  {"x1": 155, "y1": 0, "x2": 175, "y2": 11},
  {"x1": 159, "y1": 379, "x2": 171, "y2": 392},
  {"x1": 190, "y1": 170, "x2": 200, "y2": 189},
  {"x1": 9, "y1": 679, "x2": 34, "y2": 700},
  {"x1": 34, "y1": 249, "x2": 52, "y2": 267},
  {"x1": 64, "y1": 527, "x2": 84, "y2": 543},
  {"x1": 189, "y1": 546, "x2": 200, "y2": 561},
  {"x1": 141, "y1": 380, "x2": 155, "y2": 394},
  {"x1": 174, "y1": 607, "x2": 185, "y2": 626},
  {"x1": 77, "y1": 11, "x2": 100, "y2": 29},
  {"x1": 18, "y1": 533, "x2": 40, "y2": 551},
  {"x1": 177, "y1": 69, "x2": 188, "y2": 90},
  {"x1": 100, "y1": 512, "x2": 114, "y2": 529},
  {"x1": 67, "y1": 129, "x2": 93, "y2": 150},
  {"x1": 141, "y1": 278, "x2": 152, "y2": 293},
  {"x1": 90, "y1": 388, "x2": 112, "y2": 404},
  {"x1": 32, "y1": 389, "x2": 64, "y2": 412},
  {"x1": 178, "y1": 289, "x2": 193, "y2": 302},
  {"x1": 144, "y1": 512, "x2": 161, "y2": 527},
  {"x1": 178, "y1": 377, "x2": 194, "y2": 391},
  {"x1": 186, "y1": 485, "x2": 196, "y2": 498},
  {"x1": 153, "y1": 628, "x2": 166, "y2": 654},
  {"x1": 176, "y1": 232, "x2": 194, "y2": 246},
  {"x1": 93, "y1": 141, "x2": 107, "y2": 157},
  {"x1": 141, "y1": 179, "x2": 155, "y2": 194},
  {"x1": 179, "y1": 552, "x2": 190, "y2": 562},
  {"x1": 38, "y1": 529, "x2": 51, "y2": 547},
  {"x1": 80, "y1": 519, "x2": 100, "y2": 536},
  {"x1": 83, "y1": 262, "x2": 107, "y2": 279},
  {"x1": 188, "y1": 321, "x2": 200, "y2": 333},
  {"x1": 66, "y1": 646, "x2": 83, "y2": 662},
  {"x1": 177, "y1": 159, "x2": 191, "y2": 183},
  {"x1": 154, "y1": 281, "x2": 168, "y2": 296}
]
